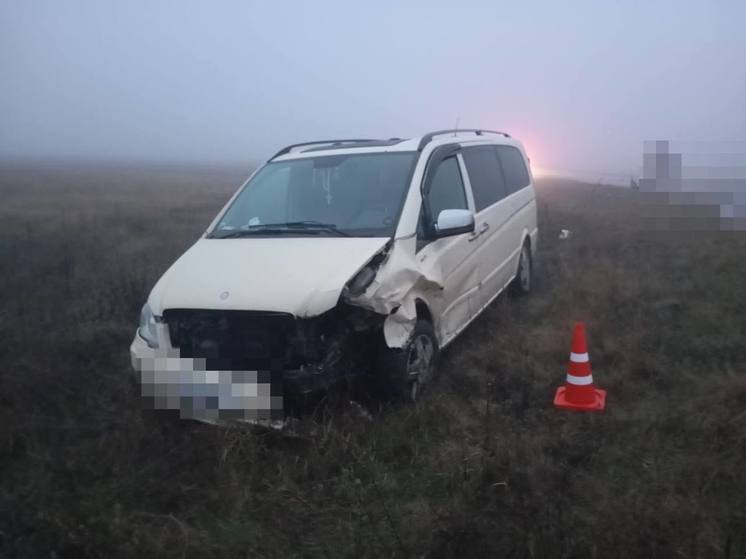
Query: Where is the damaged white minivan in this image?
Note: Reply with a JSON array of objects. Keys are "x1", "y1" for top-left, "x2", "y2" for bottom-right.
[{"x1": 131, "y1": 129, "x2": 537, "y2": 422}]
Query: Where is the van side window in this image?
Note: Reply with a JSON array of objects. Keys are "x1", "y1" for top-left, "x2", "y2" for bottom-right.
[
  {"x1": 495, "y1": 146, "x2": 530, "y2": 194},
  {"x1": 428, "y1": 156, "x2": 467, "y2": 216},
  {"x1": 462, "y1": 146, "x2": 507, "y2": 211},
  {"x1": 417, "y1": 156, "x2": 467, "y2": 246}
]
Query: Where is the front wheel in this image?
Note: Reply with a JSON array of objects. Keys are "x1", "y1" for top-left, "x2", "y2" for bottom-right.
[{"x1": 376, "y1": 319, "x2": 439, "y2": 402}]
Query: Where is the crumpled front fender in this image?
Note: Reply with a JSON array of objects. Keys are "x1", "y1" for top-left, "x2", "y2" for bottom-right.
[{"x1": 344, "y1": 237, "x2": 443, "y2": 348}]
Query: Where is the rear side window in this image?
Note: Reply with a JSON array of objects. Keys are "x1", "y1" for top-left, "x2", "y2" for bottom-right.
[
  {"x1": 496, "y1": 146, "x2": 530, "y2": 194},
  {"x1": 462, "y1": 146, "x2": 507, "y2": 211}
]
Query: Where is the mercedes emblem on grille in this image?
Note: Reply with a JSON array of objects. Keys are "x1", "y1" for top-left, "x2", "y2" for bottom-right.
[{"x1": 219, "y1": 291, "x2": 229, "y2": 300}]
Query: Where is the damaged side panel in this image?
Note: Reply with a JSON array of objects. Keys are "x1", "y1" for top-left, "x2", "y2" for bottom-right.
[{"x1": 343, "y1": 236, "x2": 445, "y2": 348}]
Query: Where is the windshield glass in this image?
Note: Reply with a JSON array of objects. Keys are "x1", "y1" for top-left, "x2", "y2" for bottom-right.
[{"x1": 211, "y1": 152, "x2": 417, "y2": 238}]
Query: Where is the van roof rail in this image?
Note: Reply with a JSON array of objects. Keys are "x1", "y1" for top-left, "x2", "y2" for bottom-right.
[
  {"x1": 417, "y1": 129, "x2": 510, "y2": 151},
  {"x1": 270, "y1": 139, "x2": 395, "y2": 160}
]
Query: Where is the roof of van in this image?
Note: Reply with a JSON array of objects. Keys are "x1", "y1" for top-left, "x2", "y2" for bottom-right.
[{"x1": 270, "y1": 130, "x2": 525, "y2": 162}]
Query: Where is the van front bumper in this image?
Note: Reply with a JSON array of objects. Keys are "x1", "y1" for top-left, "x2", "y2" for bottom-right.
[{"x1": 130, "y1": 333, "x2": 285, "y2": 424}]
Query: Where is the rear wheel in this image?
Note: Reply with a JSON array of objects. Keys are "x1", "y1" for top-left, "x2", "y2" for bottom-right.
[
  {"x1": 510, "y1": 241, "x2": 532, "y2": 296},
  {"x1": 376, "y1": 319, "x2": 438, "y2": 402}
]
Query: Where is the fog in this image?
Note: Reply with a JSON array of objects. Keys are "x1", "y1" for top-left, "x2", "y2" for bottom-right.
[{"x1": 1, "y1": 0, "x2": 744, "y2": 178}]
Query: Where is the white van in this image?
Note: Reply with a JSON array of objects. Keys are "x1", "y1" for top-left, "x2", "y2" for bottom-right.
[{"x1": 131, "y1": 129, "x2": 537, "y2": 421}]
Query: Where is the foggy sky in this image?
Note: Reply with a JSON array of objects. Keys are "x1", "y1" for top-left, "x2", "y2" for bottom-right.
[{"x1": 1, "y1": 0, "x2": 745, "y2": 177}]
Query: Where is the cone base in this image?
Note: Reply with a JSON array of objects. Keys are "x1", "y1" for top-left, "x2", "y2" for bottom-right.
[{"x1": 553, "y1": 386, "x2": 606, "y2": 412}]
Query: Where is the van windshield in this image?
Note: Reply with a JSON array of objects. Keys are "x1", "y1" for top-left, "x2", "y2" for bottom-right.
[{"x1": 211, "y1": 152, "x2": 417, "y2": 238}]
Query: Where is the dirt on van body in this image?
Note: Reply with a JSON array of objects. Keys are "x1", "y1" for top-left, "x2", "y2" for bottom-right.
[{"x1": 1, "y1": 164, "x2": 745, "y2": 558}]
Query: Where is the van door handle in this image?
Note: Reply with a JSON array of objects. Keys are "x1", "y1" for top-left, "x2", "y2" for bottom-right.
[{"x1": 468, "y1": 222, "x2": 490, "y2": 242}]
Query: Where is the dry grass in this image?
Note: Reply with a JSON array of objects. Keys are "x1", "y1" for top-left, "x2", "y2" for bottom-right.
[{"x1": 1, "y1": 165, "x2": 745, "y2": 558}]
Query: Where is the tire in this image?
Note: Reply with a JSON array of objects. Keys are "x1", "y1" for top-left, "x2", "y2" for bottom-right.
[
  {"x1": 510, "y1": 241, "x2": 532, "y2": 296},
  {"x1": 376, "y1": 319, "x2": 439, "y2": 402}
]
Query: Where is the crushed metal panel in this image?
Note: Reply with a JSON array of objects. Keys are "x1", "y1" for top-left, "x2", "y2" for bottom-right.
[
  {"x1": 345, "y1": 237, "x2": 444, "y2": 348},
  {"x1": 382, "y1": 297, "x2": 417, "y2": 348}
]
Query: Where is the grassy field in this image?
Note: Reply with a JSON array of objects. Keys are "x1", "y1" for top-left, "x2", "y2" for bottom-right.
[{"x1": 1, "y1": 165, "x2": 745, "y2": 558}]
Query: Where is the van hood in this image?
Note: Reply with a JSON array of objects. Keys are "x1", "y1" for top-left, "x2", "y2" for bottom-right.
[{"x1": 148, "y1": 237, "x2": 390, "y2": 317}]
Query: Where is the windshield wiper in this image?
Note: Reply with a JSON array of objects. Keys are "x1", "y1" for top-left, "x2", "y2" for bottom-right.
[
  {"x1": 212, "y1": 221, "x2": 349, "y2": 238},
  {"x1": 276, "y1": 221, "x2": 350, "y2": 236},
  {"x1": 212, "y1": 228, "x2": 302, "y2": 239}
]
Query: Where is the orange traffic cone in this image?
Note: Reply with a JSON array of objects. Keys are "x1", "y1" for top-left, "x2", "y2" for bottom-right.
[{"x1": 554, "y1": 323, "x2": 606, "y2": 412}]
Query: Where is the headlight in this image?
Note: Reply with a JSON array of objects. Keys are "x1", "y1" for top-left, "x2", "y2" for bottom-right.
[
  {"x1": 138, "y1": 303, "x2": 160, "y2": 348},
  {"x1": 346, "y1": 265, "x2": 377, "y2": 297}
]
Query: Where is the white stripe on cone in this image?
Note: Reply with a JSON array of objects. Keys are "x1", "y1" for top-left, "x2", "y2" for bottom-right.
[
  {"x1": 569, "y1": 352, "x2": 589, "y2": 363},
  {"x1": 566, "y1": 373, "x2": 593, "y2": 385}
]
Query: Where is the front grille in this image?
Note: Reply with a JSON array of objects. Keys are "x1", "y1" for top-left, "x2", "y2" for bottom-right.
[{"x1": 164, "y1": 309, "x2": 297, "y2": 370}]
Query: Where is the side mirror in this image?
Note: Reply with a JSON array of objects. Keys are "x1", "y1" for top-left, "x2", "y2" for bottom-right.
[{"x1": 434, "y1": 209, "x2": 475, "y2": 238}]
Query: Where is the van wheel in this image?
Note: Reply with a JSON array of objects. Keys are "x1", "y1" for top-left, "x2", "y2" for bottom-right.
[
  {"x1": 376, "y1": 320, "x2": 438, "y2": 402},
  {"x1": 510, "y1": 242, "x2": 532, "y2": 296}
]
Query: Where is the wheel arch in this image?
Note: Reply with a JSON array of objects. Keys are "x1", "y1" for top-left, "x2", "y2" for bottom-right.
[
  {"x1": 415, "y1": 298, "x2": 433, "y2": 324},
  {"x1": 520, "y1": 227, "x2": 532, "y2": 250}
]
